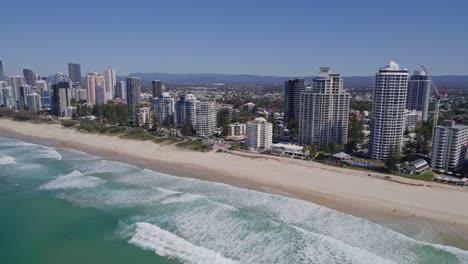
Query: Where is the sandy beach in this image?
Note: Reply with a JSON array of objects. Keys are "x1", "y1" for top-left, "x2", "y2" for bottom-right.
[{"x1": 2, "y1": 119, "x2": 468, "y2": 246}]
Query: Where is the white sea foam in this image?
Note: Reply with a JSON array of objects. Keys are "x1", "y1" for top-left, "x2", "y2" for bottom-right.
[
  {"x1": 0, "y1": 155, "x2": 16, "y2": 165},
  {"x1": 57, "y1": 187, "x2": 180, "y2": 208},
  {"x1": 111, "y1": 168, "x2": 468, "y2": 263},
  {"x1": 74, "y1": 159, "x2": 139, "y2": 175},
  {"x1": 39, "y1": 170, "x2": 105, "y2": 190},
  {"x1": 160, "y1": 193, "x2": 203, "y2": 204},
  {"x1": 129, "y1": 222, "x2": 238, "y2": 264}
]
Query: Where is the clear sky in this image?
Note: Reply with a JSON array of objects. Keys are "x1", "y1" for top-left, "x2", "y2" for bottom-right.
[{"x1": 2, "y1": 0, "x2": 467, "y2": 77}]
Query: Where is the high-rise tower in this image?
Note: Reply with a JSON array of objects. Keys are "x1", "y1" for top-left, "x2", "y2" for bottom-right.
[
  {"x1": 68, "y1": 63, "x2": 82, "y2": 84},
  {"x1": 298, "y1": 67, "x2": 350, "y2": 149},
  {"x1": 126, "y1": 77, "x2": 141, "y2": 107},
  {"x1": 368, "y1": 61, "x2": 409, "y2": 160},
  {"x1": 407, "y1": 70, "x2": 431, "y2": 121},
  {"x1": 23, "y1": 68, "x2": 37, "y2": 86},
  {"x1": 284, "y1": 78, "x2": 305, "y2": 125}
]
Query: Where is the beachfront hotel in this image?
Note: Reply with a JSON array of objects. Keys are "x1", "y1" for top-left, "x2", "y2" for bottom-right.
[
  {"x1": 298, "y1": 67, "x2": 350, "y2": 150},
  {"x1": 246, "y1": 117, "x2": 273, "y2": 151},
  {"x1": 431, "y1": 120, "x2": 468, "y2": 171},
  {"x1": 368, "y1": 61, "x2": 409, "y2": 160}
]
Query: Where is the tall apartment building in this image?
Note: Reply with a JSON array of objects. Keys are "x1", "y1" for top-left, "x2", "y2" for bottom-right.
[
  {"x1": 51, "y1": 82, "x2": 71, "y2": 116},
  {"x1": 23, "y1": 68, "x2": 37, "y2": 86},
  {"x1": 0, "y1": 59, "x2": 4, "y2": 80},
  {"x1": 284, "y1": 78, "x2": 305, "y2": 124},
  {"x1": 68, "y1": 63, "x2": 82, "y2": 84},
  {"x1": 115, "y1": 81, "x2": 126, "y2": 100},
  {"x1": 195, "y1": 101, "x2": 217, "y2": 136},
  {"x1": 154, "y1": 92, "x2": 175, "y2": 126},
  {"x1": 126, "y1": 77, "x2": 141, "y2": 107},
  {"x1": 86, "y1": 73, "x2": 97, "y2": 104},
  {"x1": 95, "y1": 74, "x2": 106, "y2": 104},
  {"x1": 368, "y1": 61, "x2": 409, "y2": 160},
  {"x1": 152, "y1": 80, "x2": 163, "y2": 98},
  {"x1": 133, "y1": 107, "x2": 151, "y2": 127},
  {"x1": 26, "y1": 93, "x2": 42, "y2": 112},
  {"x1": 8, "y1": 75, "x2": 25, "y2": 102},
  {"x1": 104, "y1": 68, "x2": 116, "y2": 100},
  {"x1": 407, "y1": 70, "x2": 431, "y2": 121},
  {"x1": 246, "y1": 117, "x2": 273, "y2": 150},
  {"x1": 431, "y1": 120, "x2": 468, "y2": 171},
  {"x1": 298, "y1": 67, "x2": 350, "y2": 150},
  {"x1": 0, "y1": 81, "x2": 14, "y2": 109},
  {"x1": 176, "y1": 94, "x2": 197, "y2": 128}
]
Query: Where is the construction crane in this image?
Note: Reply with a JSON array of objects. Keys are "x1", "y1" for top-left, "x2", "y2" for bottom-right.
[{"x1": 420, "y1": 65, "x2": 440, "y2": 139}]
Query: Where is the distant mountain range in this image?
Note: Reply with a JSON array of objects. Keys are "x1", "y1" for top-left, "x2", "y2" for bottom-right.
[{"x1": 118, "y1": 72, "x2": 468, "y2": 88}]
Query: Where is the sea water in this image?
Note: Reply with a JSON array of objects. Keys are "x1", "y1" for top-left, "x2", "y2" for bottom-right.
[{"x1": 1, "y1": 136, "x2": 468, "y2": 264}]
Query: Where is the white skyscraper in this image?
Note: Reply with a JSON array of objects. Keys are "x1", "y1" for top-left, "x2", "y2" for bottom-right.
[
  {"x1": 298, "y1": 67, "x2": 350, "y2": 150},
  {"x1": 246, "y1": 117, "x2": 273, "y2": 150},
  {"x1": 104, "y1": 68, "x2": 116, "y2": 100},
  {"x1": 195, "y1": 101, "x2": 217, "y2": 136},
  {"x1": 8, "y1": 75, "x2": 25, "y2": 101},
  {"x1": 431, "y1": 120, "x2": 468, "y2": 171},
  {"x1": 368, "y1": 61, "x2": 409, "y2": 160}
]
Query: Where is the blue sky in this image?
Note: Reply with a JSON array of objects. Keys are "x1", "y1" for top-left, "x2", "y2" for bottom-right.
[{"x1": 2, "y1": 0, "x2": 467, "y2": 76}]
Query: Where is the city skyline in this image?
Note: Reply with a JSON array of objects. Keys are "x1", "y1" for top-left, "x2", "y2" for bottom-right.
[{"x1": 2, "y1": 0, "x2": 467, "y2": 76}]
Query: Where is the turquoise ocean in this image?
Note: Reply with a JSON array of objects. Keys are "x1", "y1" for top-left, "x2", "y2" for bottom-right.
[{"x1": 1, "y1": 136, "x2": 468, "y2": 264}]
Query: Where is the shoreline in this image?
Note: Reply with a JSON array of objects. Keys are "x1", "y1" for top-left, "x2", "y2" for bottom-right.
[{"x1": 1, "y1": 119, "x2": 468, "y2": 249}]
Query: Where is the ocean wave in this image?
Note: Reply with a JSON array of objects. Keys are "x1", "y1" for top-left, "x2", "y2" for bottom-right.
[
  {"x1": 112, "y1": 169, "x2": 468, "y2": 263},
  {"x1": 129, "y1": 222, "x2": 238, "y2": 264},
  {"x1": 74, "y1": 159, "x2": 140, "y2": 176},
  {"x1": 0, "y1": 155, "x2": 16, "y2": 165},
  {"x1": 56, "y1": 187, "x2": 180, "y2": 208},
  {"x1": 39, "y1": 170, "x2": 105, "y2": 190}
]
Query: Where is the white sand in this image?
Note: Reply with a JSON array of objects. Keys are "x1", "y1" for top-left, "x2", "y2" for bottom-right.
[{"x1": 1, "y1": 119, "x2": 468, "y2": 231}]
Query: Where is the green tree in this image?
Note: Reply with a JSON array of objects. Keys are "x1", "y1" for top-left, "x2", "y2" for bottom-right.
[
  {"x1": 181, "y1": 116, "x2": 193, "y2": 136},
  {"x1": 303, "y1": 144, "x2": 318, "y2": 160},
  {"x1": 217, "y1": 110, "x2": 230, "y2": 137},
  {"x1": 344, "y1": 140, "x2": 358, "y2": 153},
  {"x1": 385, "y1": 145, "x2": 401, "y2": 173},
  {"x1": 348, "y1": 117, "x2": 364, "y2": 143},
  {"x1": 413, "y1": 121, "x2": 433, "y2": 154},
  {"x1": 324, "y1": 141, "x2": 337, "y2": 154}
]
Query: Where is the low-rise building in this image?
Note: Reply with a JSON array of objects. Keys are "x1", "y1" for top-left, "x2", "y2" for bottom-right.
[
  {"x1": 270, "y1": 143, "x2": 308, "y2": 159},
  {"x1": 403, "y1": 110, "x2": 422, "y2": 131},
  {"x1": 405, "y1": 159, "x2": 430, "y2": 174},
  {"x1": 228, "y1": 122, "x2": 246, "y2": 136}
]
